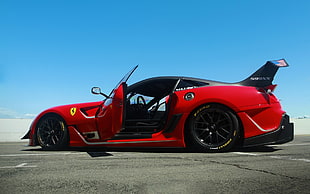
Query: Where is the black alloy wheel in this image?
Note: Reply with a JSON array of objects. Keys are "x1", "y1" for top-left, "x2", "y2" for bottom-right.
[
  {"x1": 187, "y1": 104, "x2": 239, "y2": 152},
  {"x1": 36, "y1": 115, "x2": 68, "y2": 150}
]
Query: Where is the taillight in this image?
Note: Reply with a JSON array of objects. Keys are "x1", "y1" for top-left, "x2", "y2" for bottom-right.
[
  {"x1": 265, "y1": 84, "x2": 277, "y2": 93},
  {"x1": 257, "y1": 84, "x2": 277, "y2": 94}
]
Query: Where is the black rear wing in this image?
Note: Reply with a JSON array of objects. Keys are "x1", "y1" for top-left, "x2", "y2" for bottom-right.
[{"x1": 238, "y1": 59, "x2": 289, "y2": 87}]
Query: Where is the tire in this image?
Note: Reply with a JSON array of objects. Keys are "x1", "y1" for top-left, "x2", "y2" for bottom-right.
[
  {"x1": 186, "y1": 104, "x2": 239, "y2": 152},
  {"x1": 36, "y1": 114, "x2": 69, "y2": 150}
]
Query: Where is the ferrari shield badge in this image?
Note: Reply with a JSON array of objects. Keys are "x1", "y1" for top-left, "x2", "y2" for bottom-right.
[{"x1": 70, "y1": 107, "x2": 77, "y2": 116}]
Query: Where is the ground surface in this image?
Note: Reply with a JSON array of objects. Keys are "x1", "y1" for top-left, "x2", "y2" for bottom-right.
[{"x1": 0, "y1": 135, "x2": 309, "y2": 194}]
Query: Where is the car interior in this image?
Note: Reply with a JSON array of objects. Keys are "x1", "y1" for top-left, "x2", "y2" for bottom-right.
[
  {"x1": 123, "y1": 78, "x2": 178, "y2": 134},
  {"x1": 120, "y1": 78, "x2": 209, "y2": 135}
]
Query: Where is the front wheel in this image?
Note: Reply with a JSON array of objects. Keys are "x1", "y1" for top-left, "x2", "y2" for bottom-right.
[
  {"x1": 36, "y1": 115, "x2": 69, "y2": 150},
  {"x1": 186, "y1": 104, "x2": 239, "y2": 152}
]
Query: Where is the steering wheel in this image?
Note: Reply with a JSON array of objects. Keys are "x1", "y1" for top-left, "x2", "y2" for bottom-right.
[{"x1": 137, "y1": 96, "x2": 146, "y2": 106}]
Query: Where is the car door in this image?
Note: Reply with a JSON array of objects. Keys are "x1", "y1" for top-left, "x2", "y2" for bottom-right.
[{"x1": 96, "y1": 66, "x2": 138, "y2": 140}]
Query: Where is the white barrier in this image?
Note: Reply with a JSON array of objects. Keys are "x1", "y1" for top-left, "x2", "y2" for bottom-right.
[
  {"x1": 0, "y1": 119, "x2": 32, "y2": 142},
  {"x1": 0, "y1": 118, "x2": 309, "y2": 142},
  {"x1": 291, "y1": 118, "x2": 310, "y2": 135}
]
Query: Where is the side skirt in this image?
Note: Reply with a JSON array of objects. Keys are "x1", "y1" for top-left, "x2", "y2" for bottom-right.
[{"x1": 68, "y1": 126, "x2": 179, "y2": 146}]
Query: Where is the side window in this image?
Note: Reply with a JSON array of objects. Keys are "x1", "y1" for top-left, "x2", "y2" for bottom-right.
[
  {"x1": 127, "y1": 93, "x2": 154, "y2": 105},
  {"x1": 175, "y1": 79, "x2": 209, "y2": 91},
  {"x1": 157, "y1": 96, "x2": 168, "y2": 111}
]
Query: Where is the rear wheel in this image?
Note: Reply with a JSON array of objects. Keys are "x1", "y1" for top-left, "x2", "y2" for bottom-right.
[
  {"x1": 186, "y1": 104, "x2": 239, "y2": 152},
  {"x1": 36, "y1": 115, "x2": 68, "y2": 150}
]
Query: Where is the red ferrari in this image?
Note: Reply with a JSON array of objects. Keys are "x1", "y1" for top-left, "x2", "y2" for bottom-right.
[{"x1": 22, "y1": 59, "x2": 294, "y2": 152}]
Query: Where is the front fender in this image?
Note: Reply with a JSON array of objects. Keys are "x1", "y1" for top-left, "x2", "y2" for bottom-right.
[{"x1": 23, "y1": 101, "x2": 102, "y2": 146}]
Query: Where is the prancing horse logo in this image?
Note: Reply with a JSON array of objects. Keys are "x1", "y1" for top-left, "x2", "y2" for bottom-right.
[{"x1": 70, "y1": 107, "x2": 77, "y2": 116}]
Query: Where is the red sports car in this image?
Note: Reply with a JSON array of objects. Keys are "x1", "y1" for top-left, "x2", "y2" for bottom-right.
[{"x1": 22, "y1": 59, "x2": 294, "y2": 152}]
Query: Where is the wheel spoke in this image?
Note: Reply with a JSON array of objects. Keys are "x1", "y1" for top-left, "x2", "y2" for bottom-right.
[
  {"x1": 196, "y1": 129, "x2": 208, "y2": 138},
  {"x1": 214, "y1": 112, "x2": 220, "y2": 123},
  {"x1": 49, "y1": 119, "x2": 54, "y2": 130},
  {"x1": 205, "y1": 112, "x2": 213, "y2": 123},
  {"x1": 209, "y1": 132, "x2": 213, "y2": 144},
  {"x1": 216, "y1": 131, "x2": 226, "y2": 140},
  {"x1": 51, "y1": 135, "x2": 57, "y2": 145},
  {"x1": 45, "y1": 135, "x2": 52, "y2": 146},
  {"x1": 219, "y1": 127, "x2": 230, "y2": 134},
  {"x1": 198, "y1": 114, "x2": 209, "y2": 125},
  {"x1": 39, "y1": 128, "x2": 49, "y2": 135},
  {"x1": 215, "y1": 117, "x2": 226, "y2": 125},
  {"x1": 41, "y1": 121, "x2": 50, "y2": 131}
]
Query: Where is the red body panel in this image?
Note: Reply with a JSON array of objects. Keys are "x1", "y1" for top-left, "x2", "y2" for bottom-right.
[{"x1": 27, "y1": 85, "x2": 286, "y2": 148}]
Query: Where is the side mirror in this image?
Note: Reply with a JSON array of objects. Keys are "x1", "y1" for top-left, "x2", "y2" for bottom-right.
[
  {"x1": 91, "y1": 87, "x2": 101, "y2": 95},
  {"x1": 91, "y1": 87, "x2": 109, "y2": 98}
]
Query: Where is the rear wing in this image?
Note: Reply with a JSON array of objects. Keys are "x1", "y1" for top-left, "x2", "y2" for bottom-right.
[{"x1": 238, "y1": 59, "x2": 289, "y2": 87}]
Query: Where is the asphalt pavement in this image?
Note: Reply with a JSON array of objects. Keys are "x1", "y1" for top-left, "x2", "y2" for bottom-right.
[{"x1": 0, "y1": 135, "x2": 309, "y2": 194}]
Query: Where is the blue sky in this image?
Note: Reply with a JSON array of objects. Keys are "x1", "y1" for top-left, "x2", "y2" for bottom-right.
[{"x1": 1, "y1": 0, "x2": 309, "y2": 118}]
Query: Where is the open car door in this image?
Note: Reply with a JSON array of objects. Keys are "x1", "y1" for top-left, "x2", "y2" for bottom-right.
[{"x1": 95, "y1": 65, "x2": 138, "y2": 140}]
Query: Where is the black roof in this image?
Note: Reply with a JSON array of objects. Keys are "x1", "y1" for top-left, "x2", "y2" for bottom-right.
[{"x1": 127, "y1": 76, "x2": 232, "y2": 98}]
